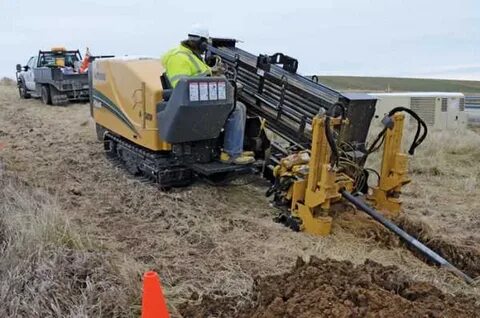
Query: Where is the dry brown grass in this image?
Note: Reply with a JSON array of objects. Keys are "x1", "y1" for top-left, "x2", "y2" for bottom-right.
[
  {"x1": 0, "y1": 77, "x2": 15, "y2": 86},
  {"x1": 411, "y1": 128, "x2": 480, "y2": 176},
  {"x1": 366, "y1": 125, "x2": 480, "y2": 190},
  {"x1": 1, "y1": 85, "x2": 479, "y2": 317},
  {"x1": 0, "y1": 169, "x2": 142, "y2": 317},
  {"x1": 401, "y1": 127, "x2": 480, "y2": 241}
]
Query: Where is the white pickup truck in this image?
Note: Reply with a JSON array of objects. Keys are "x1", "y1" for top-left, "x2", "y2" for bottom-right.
[{"x1": 15, "y1": 48, "x2": 90, "y2": 105}]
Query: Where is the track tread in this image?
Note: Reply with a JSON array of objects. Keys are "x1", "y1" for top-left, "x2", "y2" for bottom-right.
[{"x1": 104, "y1": 132, "x2": 193, "y2": 187}]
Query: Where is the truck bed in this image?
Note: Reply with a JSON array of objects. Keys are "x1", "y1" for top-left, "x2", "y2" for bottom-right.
[{"x1": 34, "y1": 67, "x2": 88, "y2": 87}]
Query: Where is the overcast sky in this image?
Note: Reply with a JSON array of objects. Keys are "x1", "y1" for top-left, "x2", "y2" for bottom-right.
[{"x1": 1, "y1": 0, "x2": 479, "y2": 80}]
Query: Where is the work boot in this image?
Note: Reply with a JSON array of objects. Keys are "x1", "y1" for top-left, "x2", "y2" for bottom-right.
[
  {"x1": 220, "y1": 152, "x2": 255, "y2": 165},
  {"x1": 242, "y1": 151, "x2": 255, "y2": 157}
]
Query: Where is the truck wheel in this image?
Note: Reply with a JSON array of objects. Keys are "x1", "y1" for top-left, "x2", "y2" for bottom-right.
[
  {"x1": 41, "y1": 85, "x2": 52, "y2": 105},
  {"x1": 18, "y1": 80, "x2": 31, "y2": 99},
  {"x1": 49, "y1": 86, "x2": 65, "y2": 106}
]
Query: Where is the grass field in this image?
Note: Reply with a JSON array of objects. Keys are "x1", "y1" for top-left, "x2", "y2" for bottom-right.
[
  {"x1": 1, "y1": 83, "x2": 480, "y2": 317},
  {"x1": 313, "y1": 75, "x2": 480, "y2": 94}
]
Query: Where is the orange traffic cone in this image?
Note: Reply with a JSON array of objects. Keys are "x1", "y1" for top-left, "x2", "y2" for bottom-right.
[{"x1": 141, "y1": 271, "x2": 170, "y2": 318}]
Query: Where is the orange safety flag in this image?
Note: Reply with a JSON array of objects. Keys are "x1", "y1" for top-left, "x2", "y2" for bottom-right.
[
  {"x1": 141, "y1": 271, "x2": 170, "y2": 318},
  {"x1": 79, "y1": 47, "x2": 91, "y2": 73}
]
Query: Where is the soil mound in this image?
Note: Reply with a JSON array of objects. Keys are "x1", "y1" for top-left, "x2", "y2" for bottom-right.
[{"x1": 180, "y1": 257, "x2": 479, "y2": 318}]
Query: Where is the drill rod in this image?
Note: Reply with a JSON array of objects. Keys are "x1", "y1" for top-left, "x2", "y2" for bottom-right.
[{"x1": 340, "y1": 189, "x2": 475, "y2": 284}]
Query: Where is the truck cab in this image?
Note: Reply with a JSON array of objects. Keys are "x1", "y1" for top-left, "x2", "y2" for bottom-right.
[{"x1": 21, "y1": 56, "x2": 37, "y2": 91}]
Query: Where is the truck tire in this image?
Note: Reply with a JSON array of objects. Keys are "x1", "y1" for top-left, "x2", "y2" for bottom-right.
[
  {"x1": 41, "y1": 85, "x2": 52, "y2": 105},
  {"x1": 18, "y1": 79, "x2": 31, "y2": 99},
  {"x1": 45, "y1": 85, "x2": 68, "y2": 106}
]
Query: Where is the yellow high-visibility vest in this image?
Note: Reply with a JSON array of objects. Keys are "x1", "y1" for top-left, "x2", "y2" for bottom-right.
[{"x1": 161, "y1": 44, "x2": 212, "y2": 87}]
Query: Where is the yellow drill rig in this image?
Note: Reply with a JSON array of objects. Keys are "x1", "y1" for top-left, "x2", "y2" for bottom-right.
[
  {"x1": 89, "y1": 39, "x2": 472, "y2": 283},
  {"x1": 90, "y1": 57, "x2": 264, "y2": 186}
]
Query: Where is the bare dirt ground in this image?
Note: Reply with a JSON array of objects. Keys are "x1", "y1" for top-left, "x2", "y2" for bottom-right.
[
  {"x1": 0, "y1": 84, "x2": 479, "y2": 317},
  {"x1": 180, "y1": 257, "x2": 480, "y2": 318}
]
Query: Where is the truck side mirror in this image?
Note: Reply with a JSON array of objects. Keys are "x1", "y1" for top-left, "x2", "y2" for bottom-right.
[{"x1": 16, "y1": 64, "x2": 22, "y2": 72}]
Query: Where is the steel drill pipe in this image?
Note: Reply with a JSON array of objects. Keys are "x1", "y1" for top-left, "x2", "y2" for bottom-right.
[{"x1": 340, "y1": 189, "x2": 475, "y2": 284}]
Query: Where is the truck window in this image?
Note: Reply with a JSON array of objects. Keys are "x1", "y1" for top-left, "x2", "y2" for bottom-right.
[
  {"x1": 27, "y1": 57, "x2": 35, "y2": 68},
  {"x1": 39, "y1": 52, "x2": 80, "y2": 67},
  {"x1": 40, "y1": 54, "x2": 55, "y2": 67}
]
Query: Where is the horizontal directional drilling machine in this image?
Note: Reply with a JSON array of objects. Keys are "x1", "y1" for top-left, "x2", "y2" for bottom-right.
[{"x1": 90, "y1": 39, "x2": 473, "y2": 283}]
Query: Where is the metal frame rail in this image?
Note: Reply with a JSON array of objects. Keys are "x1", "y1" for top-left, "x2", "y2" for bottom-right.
[{"x1": 207, "y1": 38, "x2": 376, "y2": 155}]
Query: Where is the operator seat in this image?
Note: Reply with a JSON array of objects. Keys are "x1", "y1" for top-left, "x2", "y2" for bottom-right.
[
  {"x1": 157, "y1": 77, "x2": 234, "y2": 143},
  {"x1": 160, "y1": 73, "x2": 173, "y2": 101}
]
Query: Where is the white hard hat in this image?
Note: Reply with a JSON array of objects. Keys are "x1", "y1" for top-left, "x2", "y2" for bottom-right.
[{"x1": 188, "y1": 24, "x2": 209, "y2": 39}]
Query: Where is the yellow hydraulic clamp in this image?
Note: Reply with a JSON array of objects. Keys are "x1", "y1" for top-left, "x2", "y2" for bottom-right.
[
  {"x1": 369, "y1": 112, "x2": 411, "y2": 217},
  {"x1": 274, "y1": 115, "x2": 353, "y2": 236},
  {"x1": 271, "y1": 108, "x2": 426, "y2": 236}
]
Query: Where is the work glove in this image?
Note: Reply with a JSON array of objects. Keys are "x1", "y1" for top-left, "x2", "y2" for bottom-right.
[{"x1": 209, "y1": 56, "x2": 225, "y2": 76}]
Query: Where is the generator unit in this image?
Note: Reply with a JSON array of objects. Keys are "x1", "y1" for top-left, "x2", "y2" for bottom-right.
[{"x1": 368, "y1": 92, "x2": 467, "y2": 130}]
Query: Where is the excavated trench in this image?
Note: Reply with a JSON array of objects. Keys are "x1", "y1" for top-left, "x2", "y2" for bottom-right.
[
  {"x1": 179, "y1": 257, "x2": 480, "y2": 318},
  {"x1": 335, "y1": 211, "x2": 480, "y2": 279},
  {"x1": 395, "y1": 215, "x2": 480, "y2": 279},
  {"x1": 179, "y1": 213, "x2": 480, "y2": 317}
]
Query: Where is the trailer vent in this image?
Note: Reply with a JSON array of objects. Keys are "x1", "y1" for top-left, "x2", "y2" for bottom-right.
[
  {"x1": 465, "y1": 96, "x2": 480, "y2": 109},
  {"x1": 441, "y1": 98, "x2": 447, "y2": 112},
  {"x1": 459, "y1": 98, "x2": 465, "y2": 111},
  {"x1": 410, "y1": 97, "x2": 435, "y2": 126}
]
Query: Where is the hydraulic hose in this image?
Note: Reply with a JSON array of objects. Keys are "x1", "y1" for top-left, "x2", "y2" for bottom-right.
[
  {"x1": 388, "y1": 107, "x2": 427, "y2": 155},
  {"x1": 368, "y1": 107, "x2": 428, "y2": 155},
  {"x1": 340, "y1": 189, "x2": 475, "y2": 284},
  {"x1": 324, "y1": 102, "x2": 346, "y2": 167}
]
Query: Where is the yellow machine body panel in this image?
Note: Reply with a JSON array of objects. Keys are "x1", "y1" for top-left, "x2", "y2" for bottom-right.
[{"x1": 92, "y1": 58, "x2": 171, "y2": 151}]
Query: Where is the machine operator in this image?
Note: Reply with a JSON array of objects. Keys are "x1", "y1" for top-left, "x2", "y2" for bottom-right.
[{"x1": 161, "y1": 25, "x2": 255, "y2": 165}]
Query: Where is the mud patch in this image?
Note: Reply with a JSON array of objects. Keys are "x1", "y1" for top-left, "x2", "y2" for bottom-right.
[{"x1": 179, "y1": 257, "x2": 479, "y2": 318}]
